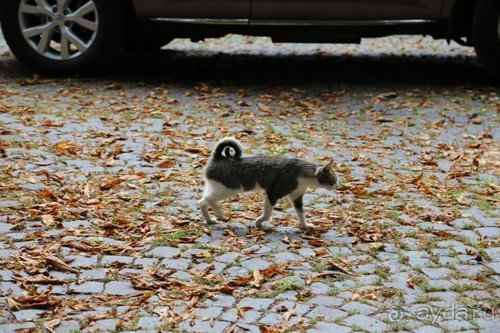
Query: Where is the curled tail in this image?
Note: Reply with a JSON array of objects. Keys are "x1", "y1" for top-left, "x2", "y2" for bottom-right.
[{"x1": 213, "y1": 137, "x2": 242, "y2": 159}]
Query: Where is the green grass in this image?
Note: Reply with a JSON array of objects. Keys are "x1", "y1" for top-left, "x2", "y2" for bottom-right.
[
  {"x1": 152, "y1": 230, "x2": 201, "y2": 246},
  {"x1": 450, "y1": 283, "x2": 476, "y2": 293},
  {"x1": 475, "y1": 176, "x2": 494, "y2": 186},
  {"x1": 265, "y1": 278, "x2": 301, "y2": 297},
  {"x1": 476, "y1": 199, "x2": 494, "y2": 211},
  {"x1": 374, "y1": 266, "x2": 390, "y2": 280},
  {"x1": 419, "y1": 283, "x2": 447, "y2": 293}
]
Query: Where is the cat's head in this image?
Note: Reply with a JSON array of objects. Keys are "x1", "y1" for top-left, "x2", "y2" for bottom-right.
[{"x1": 315, "y1": 160, "x2": 338, "y2": 190}]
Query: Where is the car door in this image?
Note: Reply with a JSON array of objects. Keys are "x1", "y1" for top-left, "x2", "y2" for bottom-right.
[
  {"x1": 250, "y1": 0, "x2": 444, "y2": 23},
  {"x1": 133, "y1": 0, "x2": 251, "y2": 21}
]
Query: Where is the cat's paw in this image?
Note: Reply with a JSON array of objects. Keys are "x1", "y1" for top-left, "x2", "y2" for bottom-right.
[
  {"x1": 253, "y1": 221, "x2": 274, "y2": 231},
  {"x1": 207, "y1": 218, "x2": 218, "y2": 225},
  {"x1": 301, "y1": 222, "x2": 316, "y2": 229}
]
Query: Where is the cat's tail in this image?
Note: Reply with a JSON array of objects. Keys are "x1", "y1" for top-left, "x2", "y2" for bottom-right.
[{"x1": 213, "y1": 137, "x2": 242, "y2": 159}]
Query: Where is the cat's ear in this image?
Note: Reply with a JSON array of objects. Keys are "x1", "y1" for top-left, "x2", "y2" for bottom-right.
[{"x1": 316, "y1": 159, "x2": 336, "y2": 175}]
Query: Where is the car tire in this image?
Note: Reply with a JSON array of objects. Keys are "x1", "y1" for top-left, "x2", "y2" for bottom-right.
[
  {"x1": 473, "y1": 0, "x2": 500, "y2": 80},
  {"x1": 1, "y1": 0, "x2": 126, "y2": 76}
]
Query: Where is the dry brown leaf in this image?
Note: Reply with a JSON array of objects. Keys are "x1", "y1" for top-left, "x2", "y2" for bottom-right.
[
  {"x1": 41, "y1": 214, "x2": 56, "y2": 227},
  {"x1": 44, "y1": 255, "x2": 79, "y2": 274},
  {"x1": 313, "y1": 248, "x2": 328, "y2": 256},
  {"x1": 54, "y1": 141, "x2": 78, "y2": 156},
  {"x1": 283, "y1": 305, "x2": 296, "y2": 321}
]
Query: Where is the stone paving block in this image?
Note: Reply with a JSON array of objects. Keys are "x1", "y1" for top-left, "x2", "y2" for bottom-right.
[
  {"x1": 63, "y1": 220, "x2": 91, "y2": 228},
  {"x1": 240, "y1": 310, "x2": 262, "y2": 323},
  {"x1": 275, "y1": 290, "x2": 298, "y2": 300},
  {"x1": 162, "y1": 258, "x2": 191, "y2": 270},
  {"x1": 38, "y1": 284, "x2": 67, "y2": 295},
  {"x1": 259, "y1": 312, "x2": 283, "y2": 325},
  {"x1": 69, "y1": 255, "x2": 97, "y2": 268},
  {"x1": 238, "y1": 297, "x2": 274, "y2": 311},
  {"x1": 438, "y1": 256, "x2": 459, "y2": 266},
  {"x1": 0, "y1": 250, "x2": 14, "y2": 259},
  {"x1": 342, "y1": 314, "x2": 388, "y2": 333},
  {"x1": 240, "y1": 258, "x2": 272, "y2": 270},
  {"x1": 137, "y1": 316, "x2": 159, "y2": 330},
  {"x1": 220, "y1": 308, "x2": 238, "y2": 322},
  {"x1": 178, "y1": 319, "x2": 230, "y2": 333},
  {"x1": 484, "y1": 247, "x2": 500, "y2": 259},
  {"x1": 341, "y1": 301, "x2": 378, "y2": 315},
  {"x1": 146, "y1": 246, "x2": 179, "y2": 258},
  {"x1": 227, "y1": 266, "x2": 250, "y2": 276},
  {"x1": 454, "y1": 265, "x2": 484, "y2": 277},
  {"x1": 101, "y1": 255, "x2": 134, "y2": 265},
  {"x1": 272, "y1": 252, "x2": 302, "y2": 261},
  {"x1": 80, "y1": 269, "x2": 107, "y2": 280},
  {"x1": 89, "y1": 318, "x2": 119, "y2": 331},
  {"x1": 69, "y1": 281, "x2": 104, "y2": 294},
  {"x1": 488, "y1": 262, "x2": 500, "y2": 274},
  {"x1": 414, "y1": 325, "x2": 443, "y2": 333},
  {"x1": 298, "y1": 248, "x2": 315, "y2": 257},
  {"x1": 105, "y1": 281, "x2": 136, "y2": 295},
  {"x1": 0, "y1": 323, "x2": 36, "y2": 333},
  {"x1": 215, "y1": 252, "x2": 239, "y2": 263},
  {"x1": 271, "y1": 301, "x2": 310, "y2": 315},
  {"x1": 438, "y1": 319, "x2": 476, "y2": 331},
  {"x1": 0, "y1": 223, "x2": 12, "y2": 233},
  {"x1": 55, "y1": 320, "x2": 80, "y2": 333},
  {"x1": 195, "y1": 307, "x2": 223, "y2": 318},
  {"x1": 134, "y1": 258, "x2": 158, "y2": 268},
  {"x1": 170, "y1": 271, "x2": 191, "y2": 280},
  {"x1": 476, "y1": 227, "x2": 499, "y2": 238},
  {"x1": 475, "y1": 318, "x2": 500, "y2": 332},
  {"x1": 309, "y1": 296, "x2": 343, "y2": 307},
  {"x1": 310, "y1": 282, "x2": 331, "y2": 294},
  {"x1": 421, "y1": 267, "x2": 453, "y2": 280},
  {"x1": 13, "y1": 309, "x2": 47, "y2": 320},
  {"x1": 0, "y1": 282, "x2": 24, "y2": 295},
  {"x1": 0, "y1": 270, "x2": 13, "y2": 281},
  {"x1": 307, "y1": 306, "x2": 347, "y2": 320},
  {"x1": 309, "y1": 322, "x2": 352, "y2": 333},
  {"x1": 205, "y1": 295, "x2": 235, "y2": 307},
  {"x1": 230, "y1": 323, "x2": 260, "y2": 333}
]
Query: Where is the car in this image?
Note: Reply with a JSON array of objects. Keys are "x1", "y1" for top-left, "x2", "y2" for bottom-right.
[{"x1": 0, "y1": 0, "x2": 498, "y2": 78}]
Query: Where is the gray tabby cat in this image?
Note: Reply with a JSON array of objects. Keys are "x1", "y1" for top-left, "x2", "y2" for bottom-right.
[{"x1": 198, "y1": 137, "x2": 338, "y2": 229}]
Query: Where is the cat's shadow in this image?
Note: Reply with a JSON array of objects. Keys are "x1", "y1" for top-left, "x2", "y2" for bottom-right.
[{"x1": 211, "y1": 221, "x2": 313, "y2": 236}]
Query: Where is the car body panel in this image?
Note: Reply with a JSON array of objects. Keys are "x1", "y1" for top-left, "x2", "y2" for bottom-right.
[
  {"x1": 250, "y1": 0, "x2": 445, "y2": 21},
  {"x1": 440, "y1": 0, "x2": 459, "y2": 19},
  {"x1": 132, "y1": 0, "x2": 251, "y2": 19}
]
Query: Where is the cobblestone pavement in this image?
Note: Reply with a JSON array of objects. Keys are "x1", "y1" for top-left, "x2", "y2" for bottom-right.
[{"x1": 0, "y1": 32, "x2": 499, "y2": 333}]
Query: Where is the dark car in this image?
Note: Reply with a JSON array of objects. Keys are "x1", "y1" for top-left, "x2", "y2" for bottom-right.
[{"x1": 0, "y1": 0, "x2": 498, "y2": 78}]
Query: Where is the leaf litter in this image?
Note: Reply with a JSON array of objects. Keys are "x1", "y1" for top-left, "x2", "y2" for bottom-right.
[{"x1": 0, "y1": 67, "x2": 498, "y2": 332}]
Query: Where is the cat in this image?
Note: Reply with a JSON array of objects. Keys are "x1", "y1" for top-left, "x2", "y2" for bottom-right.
[{"x1": 198, "y1": 137, "x2": 338, "y2": 229}]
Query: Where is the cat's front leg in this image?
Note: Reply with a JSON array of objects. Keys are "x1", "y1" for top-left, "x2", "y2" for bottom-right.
[
  {"x1": 254, "y1": 196, "x2": 275, "y2": 229},
  {"x1": 207, "y1": 200, "x2": 227, "y2": 221},
  {"x1": 198, "y1": 198, "x2": 218, "y2": 224},
  {"x1": 290, "y1": 194, "x2": 315, "y2": 229}
]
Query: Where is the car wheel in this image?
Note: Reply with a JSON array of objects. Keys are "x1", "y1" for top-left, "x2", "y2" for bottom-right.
[
  {"x1": 473, "y1": 0, "x2": 500, "y2": 80},
  {"x1": 1, "y1": 0, "x2": 126, "y2": 75}
]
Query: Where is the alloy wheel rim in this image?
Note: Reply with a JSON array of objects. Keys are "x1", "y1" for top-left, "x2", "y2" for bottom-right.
[{"x1": 18, "y1": 0, "x2": 99, "y2": 61}]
